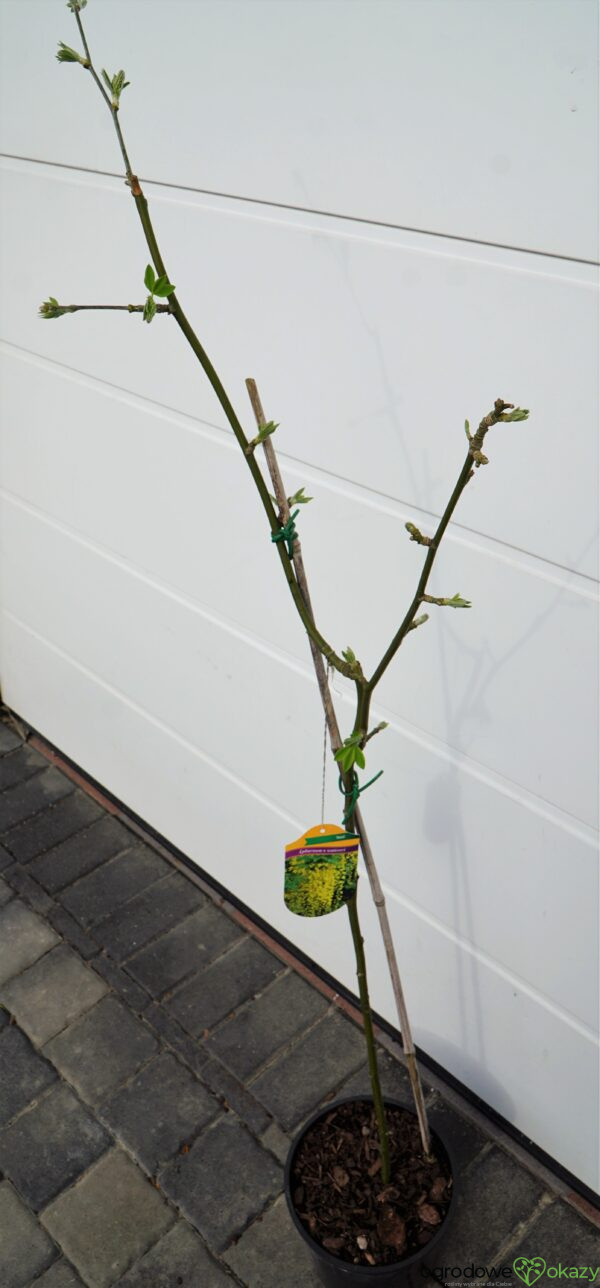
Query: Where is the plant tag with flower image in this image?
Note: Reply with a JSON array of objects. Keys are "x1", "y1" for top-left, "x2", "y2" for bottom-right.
[{"x1": 284, "y1": 824, "x2": 360, "y2": 917}]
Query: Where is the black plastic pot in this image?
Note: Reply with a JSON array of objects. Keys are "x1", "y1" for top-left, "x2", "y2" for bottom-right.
[{"x1": 284, "y1": 1096, "x2": 456, "y2": 1288}]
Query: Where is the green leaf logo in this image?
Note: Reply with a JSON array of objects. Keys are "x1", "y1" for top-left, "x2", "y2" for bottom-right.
[{"x1": 513, "y1": 1257, "x2": 546, "y2": 1286}]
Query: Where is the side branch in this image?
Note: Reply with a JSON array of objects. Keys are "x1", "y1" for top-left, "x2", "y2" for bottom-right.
[
  {"x1": 368, "y1": 399, "x2": 521, "y2": 692},
  {"x1": 39, "y1": 301, "x2": 171, "y2": 318}
]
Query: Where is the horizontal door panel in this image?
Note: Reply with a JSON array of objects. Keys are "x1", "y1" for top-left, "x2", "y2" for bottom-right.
[
  {"x1": 0, "y1": 1, "x2": 597, "y2": 260},
  {"x1": 1, "y1": 164, "x2": 597, "y2": 577}
]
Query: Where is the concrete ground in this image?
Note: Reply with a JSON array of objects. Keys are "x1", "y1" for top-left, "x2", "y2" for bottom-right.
[{"x1": 0, "y1": 719, "x2": 597, "y2": 1288}]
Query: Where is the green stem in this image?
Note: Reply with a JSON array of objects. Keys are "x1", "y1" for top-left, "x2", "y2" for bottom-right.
[
  {"x1": 341, "y1": 683, "x2": 390, "y2": 1182},
  {"x1": 48, "y1": 303, "x2": 171, "y2": 314},
  {"x1": 368, "y1": 400, "x2": 511, "y2": 693},
  {"x1": 368, "y1": 454, "x2": 472, "y2": 691},
  {"x1": 346, "y1": 893, "x2": 391, "y2": 1183},
  {"x1": 75, "y1": 9, "x2": 134, "y2": 177}
]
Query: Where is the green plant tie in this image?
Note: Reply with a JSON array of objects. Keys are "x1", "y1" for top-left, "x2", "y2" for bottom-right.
[
  {"x1": 271, "y1": 509, "x2": 300, "y2": 558},
  {"x1": 339, "y1": 769, "x2": 384, "y2": 826}
]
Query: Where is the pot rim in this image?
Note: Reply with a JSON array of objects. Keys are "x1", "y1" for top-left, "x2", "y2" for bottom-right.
[{"x1": 284, "y1": 1093, "x2": 457, "y2": 1277}]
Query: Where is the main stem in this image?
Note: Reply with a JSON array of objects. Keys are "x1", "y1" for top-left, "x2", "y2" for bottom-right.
[
  {"x1": 347, "y1": 891, "x2": 391, "y2": 1183},
  {"x1": 344, "y1": 686, "x2": 391, "y2": 1183},
  {"x1": 127, "y1": 185, "x2": 357, "y2": 683}
]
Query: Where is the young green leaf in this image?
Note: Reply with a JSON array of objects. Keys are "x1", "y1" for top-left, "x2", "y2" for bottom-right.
[
  {"x1": 499, "y1": 407, "x2": 529, "y2": 422},
  {"x1": 56, "y1": 41, "x2": 87, "y2": 64},
  {"x1": 444, "y1": 593, "x2": 471, "y2": 608},
  {"x1": 464, "y1": 419, "x2": 471, "y2": 440},
  {"x1": 288, "y1": 486, "x2": 313, "y2": 506},
  {"x1": 250, "y1": 420, "x2": 278, "y2": 448},
  {"x1": 144, "y1": 264, "x2": 156, "y2": 293},
  {"x1": 102, "y1": 68, "x2": 130, "y2": 107},
  {"x1": 334, "y1": 733, "x2": 367, "y2": 774},
  {"x1": 153, "y1": 275, "x2": 176, "y2": 298},
  {"x1": 342, "y1": 646, "x2": 356, "y2": 665},
  {"x1": 67, "y1": 0, "x2": 87, "y2": 12},
  {"x1": 143, "y1": 295, "x2": 157, "y2": 324},
  {"x1": 112, "y1": 70, "x2": 130, "y2": 98},
  {"x1": 38, "y1": 297, "x2": 71, "y2": 320},
  {"x1": 334, "y1": 745, "x2": 357, "y2": 772}
]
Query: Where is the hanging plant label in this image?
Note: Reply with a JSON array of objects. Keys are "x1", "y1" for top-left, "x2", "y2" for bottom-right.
[{"x1": 284, "y1": 824, "x2": 360, "y2": 917}]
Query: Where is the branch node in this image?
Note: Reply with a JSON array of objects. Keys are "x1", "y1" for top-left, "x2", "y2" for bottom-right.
[
  {"x1": 407, "y1": 613, "x2": 429, "y2": 632},
  {"x1": 405, "y1": 522, "x2": 433, "y2": 546}
]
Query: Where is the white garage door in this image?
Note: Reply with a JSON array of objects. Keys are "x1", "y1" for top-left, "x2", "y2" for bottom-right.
[{"x1": 0, "y1": 0, "x2": 598, "y2": 1190}]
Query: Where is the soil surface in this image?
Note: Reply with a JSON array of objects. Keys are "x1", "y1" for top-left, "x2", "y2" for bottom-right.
[{"x1": 291, "y1": 1101, "x2": 452, "y2": 1267}]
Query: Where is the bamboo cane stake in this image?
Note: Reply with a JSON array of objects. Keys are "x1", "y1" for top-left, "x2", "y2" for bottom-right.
[{"x1": 245, "y1": 377, "x2": 433, "y2": 1158}]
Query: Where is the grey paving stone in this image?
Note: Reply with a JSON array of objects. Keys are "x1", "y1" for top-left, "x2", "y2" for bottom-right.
[
  {"x1": 0, "y1": 745, "x2": 46, "y2": 792},
  {"x1": 93, "y1": 872, "x2": 205, "y2": 962},
  {"x1": 426, "y1": 1095, "x2": 489, "y2": 1174},
  {"x1": 143, "y1": 1002, "x2": 210, "y2": 1078},
  {"x1": 0, "y1": 1025, "x2": 57, "y2": 1126},
  {"x1": 1, "y1": 943, "x2": 108, "y2": 1044},
  {"x1": 423, "y1": 1145, "x2": 545, "y2": 1268},
  {"x1": 506, "y1": 1195, "x2": 600, "y2": 1270},
  {"x1": 208, "y1": 970, "x2": 328, "y2": 1081},
  {"x1": 159, "y1": 1115, "x2": 282, "y2": 1251},
  {"x1": 339, "y1": 1049, "x2": 417, "y2": 1106},
  {"x1": 168, "y1": 935, "x2": 284, "y2": 1036},
  {"x1": 251, "y1": 1011, "x2": 365, "y2": 1131},
  {"x1": 59, "y1": 844, "x2": 170, "y2": 927},
  {"x1": 113, "y1": 1220, "x2": 231, "y2": 1287},
  {"x1": 0, "y1": 842, "x2": 14, "y2": 870},
  {"x1": 0, "y1": 724, "x2": 22, "y2": 754},
  {"x1": 2, "y1": 863, "x2": 54, "y2": 913},
  {"x1": 41, "y1": 1149, "x2": 176, "y2": 1288},
  {"x1": 0, "y1": 875, "x2": 14, "y2": 906},
  {"x1": 91, "y1": 954, "x2": 153, "y2": 1013},
  {"x1": 260, "y1": 1120, "x2": 292, "y2": 1166},
  {"x1": 127, "y1": 902, "x2": 241, "y2": 998},
  {"x1": 28, "y1": 1260, "x2": 85, "y2": 1287},
  {"x1": 2, "y1": 792, "x2": 102, "y2": 863},
  {"x1": 200, "y1": 1057, "x2": 272, "y2": 1135},
  {"x1": 44, "y1": 996, "x2": 159, "y2": 1105},
  {"x1": 28, "y1": 816, "x2": 134, "y2": 893},
  {"x1": 0, "y1": 767, "x2": 73, "y2": 833},
  {"x1": 0, "y1": 1081, "x2": 110, "y2": 1210},
  {"x1": 99, "y1": 1051, "x2": 219, "y2": 1172},
  {"x1": 224, "y1": 1194, "x2": 322, "y2": 1287},
  {"x1": 0, "y1": 1180, "x2": 56, "y2": 1287},
  {"x1": 47, "y1": 906, "x2": 99, "y2": 959},
  {"x1": 0, "y1": 900, "x2": 60, "y2": 985}
]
